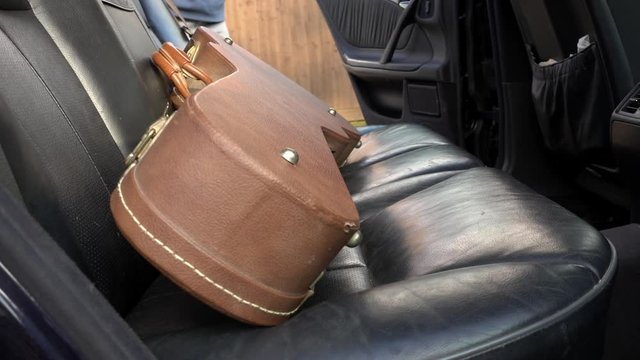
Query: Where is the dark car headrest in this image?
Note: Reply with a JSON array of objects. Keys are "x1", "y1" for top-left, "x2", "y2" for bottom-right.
[{"x1": 1, "y1": 0, "x2": 31, "y2": 10}]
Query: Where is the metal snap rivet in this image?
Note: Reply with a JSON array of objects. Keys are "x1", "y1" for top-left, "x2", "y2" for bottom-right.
[
  {"x1": 346, "y1": 230, "x2": 363, "y2": 248},
  {"x1": 280, "y1": 148, "x2": 299, "y2": 165}
]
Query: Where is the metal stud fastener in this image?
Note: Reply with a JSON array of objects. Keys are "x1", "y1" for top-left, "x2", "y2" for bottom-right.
[
  {"x1": 280, "y1": 148, "x2": 299, "y2": 165},
  {"x1": 328, "y1": 108, "x2": 337, "y2": 116},
  {"x1": 346, "y1": 230, "x2": 363, "y2": 248},
  {"x1": 224, "y1": 37, "x2": 234, "y2": 45}
]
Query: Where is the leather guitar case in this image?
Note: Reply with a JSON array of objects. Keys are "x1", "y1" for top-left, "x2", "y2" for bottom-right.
[{"x1": 111, "y1": 28, "x2": 361, "y2": 326}]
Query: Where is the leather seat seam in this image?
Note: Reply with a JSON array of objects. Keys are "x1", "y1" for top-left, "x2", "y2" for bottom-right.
[
  {"x1": 427, "y1": 257, "x2": 606, "y2": 281},
  {"x1": 355, "y1": 170, "x2": 473, "y2": 222},
  {"x1": 344, "y1": 143, "x2": 448, "y2": 171},
  {"x1": 355, "y1": 164, "x2": 477, "y2": 194}
]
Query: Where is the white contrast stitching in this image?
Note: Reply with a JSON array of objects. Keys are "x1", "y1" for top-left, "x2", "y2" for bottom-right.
[{"x1": 117, "y1": 168, "x2": 303, "y2": 316}]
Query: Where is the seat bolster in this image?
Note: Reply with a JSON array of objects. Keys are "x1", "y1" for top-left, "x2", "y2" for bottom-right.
[{"x1": 141, "y1": 261, "x2": 613, "y2": 360}]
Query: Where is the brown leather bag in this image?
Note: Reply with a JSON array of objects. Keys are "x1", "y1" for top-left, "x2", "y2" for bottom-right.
[{"x1": 111, "y1": 28, "x2": 361, "y2": 326}]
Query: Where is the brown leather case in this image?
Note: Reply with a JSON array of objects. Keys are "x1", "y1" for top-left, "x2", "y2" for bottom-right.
[{"x1": 111, "y1": 28, "x2": 361, "y2": 326}]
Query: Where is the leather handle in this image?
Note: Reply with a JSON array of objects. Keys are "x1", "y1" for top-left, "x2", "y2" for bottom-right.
[
  {"x1": 161, "y1": 43, "x2": 213, "y2": 84},
  {"x1": 152, "y1": 50, "x2": 191, "y2": 98},
  {"x1": 152, "y1": 42, "x2": 214, "y2": 101}
]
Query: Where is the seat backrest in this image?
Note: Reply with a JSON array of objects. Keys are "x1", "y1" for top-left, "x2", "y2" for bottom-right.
[
  {"x1": 32, "y1": 0, "x2": 168, "y2": 154},
  {"x1": 0, "y1": 0, "x2": 167, "y2": 313}
]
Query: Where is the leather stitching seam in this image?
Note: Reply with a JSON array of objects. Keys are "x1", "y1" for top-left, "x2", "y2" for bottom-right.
[{"x1": 116, "y1": 167, "x2": 301, "y2": 317}]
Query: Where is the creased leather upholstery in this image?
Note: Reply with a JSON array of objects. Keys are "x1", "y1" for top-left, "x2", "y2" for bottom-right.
[
  {"x1": 344, "y1": 124, "x2": 482, "y2": 218},
  {"x1": 127, "y1": 168, "x2": 615, "y2": 359},
  {"x1": 345, "y1": 123, "x2": 452, "y2": 169}
]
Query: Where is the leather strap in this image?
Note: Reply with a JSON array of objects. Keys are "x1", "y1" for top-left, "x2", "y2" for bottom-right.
[
  {"x1": 160, "y1": 43, "x2": 213, "y2": 84},
  {"x1": 153, "y1": 47, "x2": 191, "y2": 98},
  {"x1": 161, "y1": 0, "x2": 194, "y2": 39},
  {"x1": 152, "y1": 42, "x2": 213, "y2": 102}
]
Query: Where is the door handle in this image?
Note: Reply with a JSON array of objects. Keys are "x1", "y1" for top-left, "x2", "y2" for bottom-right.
[{"x1": 379, "y1": 0, "x2": 420, "y2": 64}]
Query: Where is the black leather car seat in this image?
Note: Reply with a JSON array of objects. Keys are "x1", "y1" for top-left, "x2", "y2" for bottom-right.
[
  {"x1": 0, "y1": 0, "x2": 616, "y2": 359},
  {"x1": 127, "y1": 167, "x2": 614, "y2": 359}
]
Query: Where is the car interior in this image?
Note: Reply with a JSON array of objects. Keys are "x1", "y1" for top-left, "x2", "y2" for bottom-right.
[{"x1": 0, "y1": 0, "x2": 639, "y2": 358}]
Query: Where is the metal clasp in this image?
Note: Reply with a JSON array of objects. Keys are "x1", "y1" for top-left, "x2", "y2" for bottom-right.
[{"x1": 125, "y1": 116, "x2": 171, "y2": 166}]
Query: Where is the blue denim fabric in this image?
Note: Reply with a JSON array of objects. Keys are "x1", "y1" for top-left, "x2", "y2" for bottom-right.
[{"x1": 174, "y1": 0, "x2": 225, "y2": 23}]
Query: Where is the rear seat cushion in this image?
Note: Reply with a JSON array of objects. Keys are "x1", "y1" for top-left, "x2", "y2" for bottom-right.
[
  {"x1": 127, "y1": 167, "x2": 614, "y2": 359},
  {"x1": 344, "y1": 124, "x2": 482, "y2": 219}
]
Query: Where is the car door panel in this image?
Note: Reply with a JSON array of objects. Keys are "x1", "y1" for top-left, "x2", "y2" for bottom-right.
[{"x1": 317, "y1": 0, "x2": 462, "y2": 142}]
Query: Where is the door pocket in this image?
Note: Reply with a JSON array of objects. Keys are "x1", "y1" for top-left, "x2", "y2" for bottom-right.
[{"x1": 529, "y1": 43, "x2": 614, "y2": 156}]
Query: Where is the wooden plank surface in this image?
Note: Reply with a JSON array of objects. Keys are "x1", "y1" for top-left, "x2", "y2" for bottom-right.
[{"x1": 226, "y1": 0, "x2": 364, "y2": 122}]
